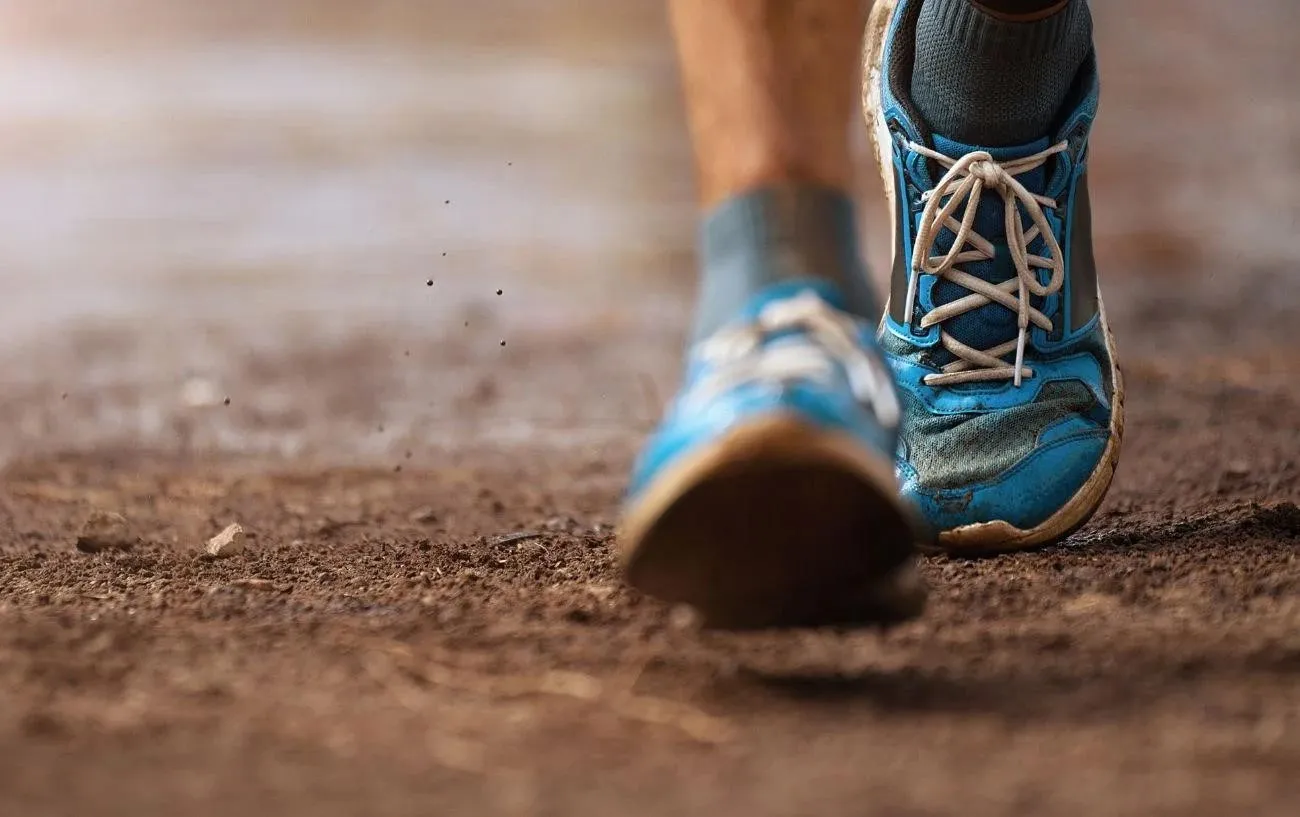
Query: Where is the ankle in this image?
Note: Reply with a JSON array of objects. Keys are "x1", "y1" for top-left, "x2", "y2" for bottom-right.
[{"x1": 692, "y1": 185, "x2": 878, "y2": 341}]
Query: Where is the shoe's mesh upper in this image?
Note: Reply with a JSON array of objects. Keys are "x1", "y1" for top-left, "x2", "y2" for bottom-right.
[
  {"x1": 880, "y1": 330, "x2": 1102, "y2": 490},
  {"x1": 880, "y1": 1, "x2": 1112, "y2": 493}
]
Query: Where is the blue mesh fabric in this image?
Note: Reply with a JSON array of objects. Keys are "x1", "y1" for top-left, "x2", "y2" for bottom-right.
[{"x1": 880, "y1": 332, "x2": 1102, "y2": 489}]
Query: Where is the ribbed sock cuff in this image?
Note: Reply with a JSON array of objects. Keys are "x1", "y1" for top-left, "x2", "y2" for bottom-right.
[
  {"x1": 692, "y1": 185, "x2": 877, "y2": 341},
  {"x1": 911, "y1": 0, "x2": 1093, "y2": 145},
  {"x1": 933, "y1": 0, "x2": 1086, "y2": 60}
]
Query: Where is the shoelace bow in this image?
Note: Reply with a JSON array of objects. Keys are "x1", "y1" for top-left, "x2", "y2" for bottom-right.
[
  {"x1": 904, "y1": 141, "x2": 1069, "y2": 387},
  {"x1": 692, "y1": 291, "x2": 900, "y2": 428}
]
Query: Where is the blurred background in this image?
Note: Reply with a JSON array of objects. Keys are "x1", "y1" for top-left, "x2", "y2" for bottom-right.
[{"x1": 0, "y1": 0, "x2": 1294, "y2": 463}]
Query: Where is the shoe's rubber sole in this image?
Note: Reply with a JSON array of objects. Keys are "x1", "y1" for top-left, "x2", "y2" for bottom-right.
[
  {"x1": 619, "y1": 416, "x2": 926, "y2": 630},
  {"x1": 861, "y1": 0, "x2": 1125, "y2": 555}
]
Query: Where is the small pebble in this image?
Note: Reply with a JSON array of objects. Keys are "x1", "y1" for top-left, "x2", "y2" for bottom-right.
[
  {"x1": 206, "y1": 523, "x2": 246, "y2": 558},
  {"x1": 76, "y1": 511, "x2": 134, "y2": 553}
]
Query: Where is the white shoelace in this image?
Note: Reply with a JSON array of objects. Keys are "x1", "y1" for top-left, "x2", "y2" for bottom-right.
[
  {"x1": 690, "y1": 290, "x2": 900, "y2": 428},
  {"x1": 904, "y1": 141, "x2": 1069, "y2": 387}
]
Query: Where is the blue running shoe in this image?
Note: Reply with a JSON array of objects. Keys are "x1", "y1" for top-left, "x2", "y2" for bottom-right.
[
  {"x1": 862, "y1": 0, "x2": 1124, "y2": 553},
  {"x1": 620, "y1": 280, "x2": 926, "y2": 629}
]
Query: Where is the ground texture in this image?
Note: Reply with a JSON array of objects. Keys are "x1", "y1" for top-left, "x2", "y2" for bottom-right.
[{"x1": 0, "y1": 1, "x2": 1297, "y2": 815}]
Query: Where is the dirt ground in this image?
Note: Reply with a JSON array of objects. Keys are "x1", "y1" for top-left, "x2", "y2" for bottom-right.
[{"x1": 0, "y1": 1, "x2": 1297, "y2": 815}]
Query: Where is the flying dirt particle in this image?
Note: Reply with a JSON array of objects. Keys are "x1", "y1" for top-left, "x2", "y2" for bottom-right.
[
  {"x1": 404, "y1": 350, "x2": 410, "y2": 357},
  {"x1": 223, "y1": 397, "x2": 231, "y2": 406},
  {"x1": 442, "y1": 252, "x2": 447, "y2": 257},
  {"x1": 75, "y1": 510, "x2": 134, "y2": 553},
  {"x1": 61, "y1": 393, "x2": 68, "y2": 400},
  {"x1": 507, "y1": 162, "x2": 513, "y2": 166},
  {"x1": 464, "y1": 321, "x2": 469, "y2": 328},
  {"x1": 405, "y1": 450, "x2": 413, "y2": 459},
  {"x1": 500, "y1": 340, "x2": 507, "y2": 347},
  {"x1": 378, "y1": 424, "x2": 385, "y2": 433},
  {"x1": 496, "y1": 289, "x2": 503, "y2": 296},
  {"x1": 444, "y1": 199, "x2": 451, "y2": 204},
  {"x1": 426, "y1": 279, "x2": 434, "y2": 287},
  {"x1": 394, "y1": 465, "x2": 403, "y2": 473},
  {"x1": 205, "y1": 523, "x2": 246, "y2": 558}
]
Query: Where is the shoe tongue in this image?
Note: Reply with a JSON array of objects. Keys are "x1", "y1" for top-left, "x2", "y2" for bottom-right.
[{"x1": 926, "y1": 133, "x2": 1053, "y2": 367}]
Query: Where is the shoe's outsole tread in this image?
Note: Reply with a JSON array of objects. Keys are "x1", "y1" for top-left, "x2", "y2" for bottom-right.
[
  {"x1": 619, "y1": 417, "x2": 925, "y2": 630},
  {"x1": 861, "y1": 0, "x2": 1124, "y2": 555}
]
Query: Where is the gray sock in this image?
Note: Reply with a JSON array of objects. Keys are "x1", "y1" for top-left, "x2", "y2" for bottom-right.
[
  {"x1": 911, "y1": 0, "x2": 1092, "y2": 146},
  {"x1": 692, "y1": 186, "x2": 878, "y2": 342}
]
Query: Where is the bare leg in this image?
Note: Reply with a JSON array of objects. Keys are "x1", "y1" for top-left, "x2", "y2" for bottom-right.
[
  {"x1": 668, "y1": 0, "x2": 884, "y2": 341},
  {"x1": 668, "y1": 0, "x2": 866, "y2": 209}
]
